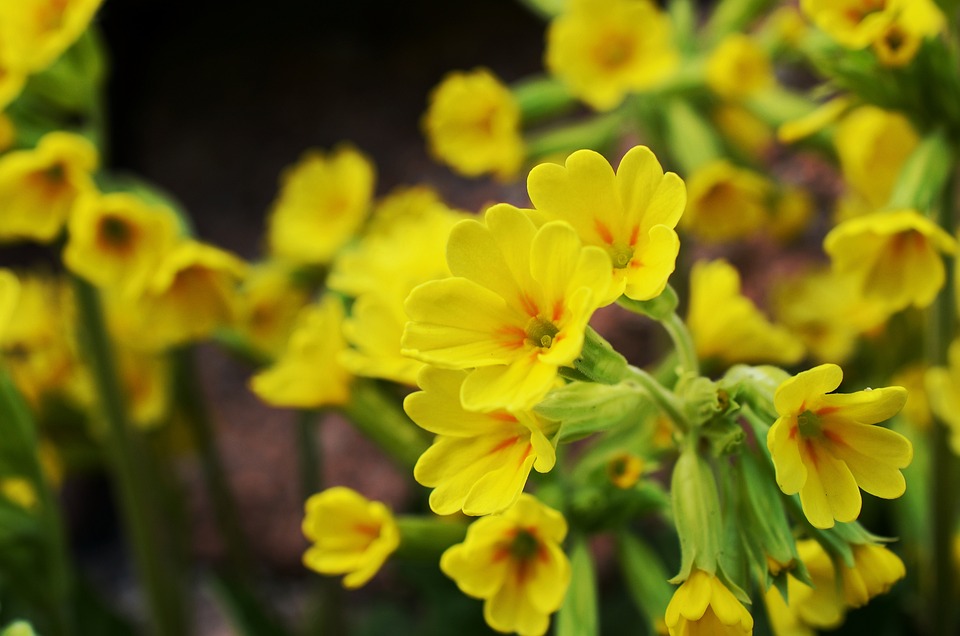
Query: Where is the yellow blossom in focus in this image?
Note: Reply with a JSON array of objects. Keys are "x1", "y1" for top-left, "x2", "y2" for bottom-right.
[
  {"x1": 441, "y1": 494, "x2": 570, "y2": 636},
  {"x1": 250, "y1": 297, "x2": 352, "y2": 409},
  {"x1": 664, "y1": 569, "x2": 753, "y2": 636},
  {"x1": 302, "y1": 486, "x2": 399, "y2": 589},
  {"x1": 800, "y1": 0, "x2": 899, "y2": 49},
  {"x1": 266, "y1": 145, "x2": 374, "y2": 265},
  {"x1": 405, "y1": 367, "x2": 558, "y2": 516},
  {"x1": 233, "y1": 262, "x2": 311, "y2": 359},
  {"x1": 706, "y1": 34, "x2": 774, "y2": 101},
  {"x1": 63, "y1": 192, "x2": 180, "y2": 296},
  {"x1": 0, "y1": 269, "x2": 19, "y2": 339},
  {"x1": 824, "y1": 209, "x2": 957, "y2": 312},
  {"x1": 527, "y1": 146, "x2": 685, "y2": 301},
  {"x1": 680, "y1": 159, "x2": 772, "y2": 243},
  {"x1": 545, "y1": 0, "x2": 678, "y2": 111},
  {"x1": 712, "y1": 104, "x2": 773, "y2": 159},
  {"x1": 403, "y1": 205, "x2": 614, "y2": 412},
  {"x1": 834, "y1": 106, "x2": 918, "y2": 208},
  {"x1": 925, "y1": 339, "x2": 960, "y2": 453},
  {"x1": 687, "y1": 260, "x2": 804, "y2": 366},
  {"x1": 767, "y1": 364, "x2": 910, "y2": 529},
  {"x1": 0, "y1": 131, "x2": 97, "y2": 243},
  {"x1": 0, "y1": 0, "x2": 104, "y2": 74},
  {"x1": 423, "y1": 69, "x2": 523, "y2": 180}
]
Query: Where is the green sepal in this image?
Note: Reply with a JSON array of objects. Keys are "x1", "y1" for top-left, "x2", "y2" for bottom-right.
[
  {"x1": 616, "y1": 285, "x2": 679, "y2": 320},
  {"x1": 721, "y1": 364, "x2": 790, "y2": 420},
  {"x1": 573, "y1": 327, "x2": 629, "y2": 384},
  {"x1": 617, "y1": 532, "x2": 674, "y2": 633},
  {"x1": 670, "y1": 447, "x2": 723, "y2": 582},
  {"x1": 557, "y1": 535, "x2": 599, "y2": 636},
  {"x1": 535, "y1": 381, "x2": 645, "y2": 443}
]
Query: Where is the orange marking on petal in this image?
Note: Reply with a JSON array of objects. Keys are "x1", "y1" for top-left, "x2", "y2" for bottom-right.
[
  {"x1": 804, "y1": 440, "x2": 820, "y2": 468},
  {"x1": 489, "y1": 412, "x2": 519, "y2": 423},
  {"x1": 823, "y1": 429, "x2": 846, "y2": 446},
  {"x1": 353, "y1": 523, "x2": 380, "y2": 537},
  {"x1": 519, "y1": 293, "x2": 539, "y2": 317},
  {"x1": 488, "y1": 436, "x2": 520, "y2": 455},
  {"x1": 788, "y1": 425, "x2": 798, "y2": 440},
  {"x1": 517, "y1": 444, "x2": 533, "y2": 467},
  {"x1": 816, "y1": 406, "x2": 840, "y2": 416},
  {"x1": 552, "y1": 299, "x2": 564, "y2": 322},
  {"x1": 628, "y1": 225, "x2": 639, "y2": 246},
  {"x1": 594, "y1": 219, "x2": 614, "y2": 244},
  {"x1": 495, "y1": 325, "x2": 526, "y2": 349}
]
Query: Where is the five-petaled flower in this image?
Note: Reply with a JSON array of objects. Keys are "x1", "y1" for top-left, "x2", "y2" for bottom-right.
[{"x1": 664, "y1": 569, "x2": 753, "y2": 636}]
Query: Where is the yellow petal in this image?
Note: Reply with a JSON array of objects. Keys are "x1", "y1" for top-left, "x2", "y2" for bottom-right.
[{"x1": 775, "y1": 364, "x2": 843, "y2": 416}]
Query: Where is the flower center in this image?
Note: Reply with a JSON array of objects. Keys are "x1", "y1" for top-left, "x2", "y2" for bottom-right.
[
  {"x1": 610, "y1": 244, "x2": 634, "y2": 269},
  {"x1": 99, "y1": 215, "x2": 133, "y2": 250},
  {"x1": 509, "y1": 528, "x2": 540, "y2": 560},
  {"x1": 797, "y1": 409, "x2": 823, "y2": 438},
  {"x1": 525, "y1": 316, "x2": 559, "y2": 349}
]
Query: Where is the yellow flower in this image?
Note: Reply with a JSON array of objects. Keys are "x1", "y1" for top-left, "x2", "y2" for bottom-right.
[
  {"x1": 302, "y1": 487, "x2": 399, "y2": 589},
  {"x1": 841, "y1": 543, "x2": 906, "y2": 607},
  {"x1": 0, "y1": 132, "x2": 97, "y2": 243},
  {"x1": 871, "y1": 0, "x2": 944, "y2": 67},
  {"x1": 0, "y1": 477, "x2": 38, "y2": 511},
  {"x1": 0, "y1": 0, "x2": 104, "y2": 73},
  {"x1": 926, "y1": 339, "x2": 960, "y2": 452},
  {"x1": 266, "y1": 145, "x2": 374, "y2": 265},
  {"x1": 0, "y1": 269, "x2": 19, "y2": 340},
  {"x1": 340, "y1": 293, "x2": 423, "y2": 386},
  {"x1": 767, "y1": 363, "x2": 911, "y2": 529},
  {"x1": 824, "y1": 209, "x2": 957, "y2": 311},
  {"x1": 891, "y1": 363, "x2": 931, "y2": 432},
  {"x1": 402, "y1": 205, "x2": 613, "y2": 412},
  {"x1": 706, "y1": 34, "x2": 775, "y2": 101},
  {"x1": 117, "y1": 348, "x2": 170, "y2": 430},
  {"x1": 606, "y1": 452, "x2": 644, "y2": 489},
  {"x1": 0, "y1": 113, "x2": 15, "y2": 151},
  {"x1": 250, "y1": 297, "x2": 352, "y2": 408},
  {"x1": 680, "y1": 159, "x2": 772, "y2": 243},
  {"x1": 834, "y1": 106, "x2": 918, "y2": 208},
  {"x1": 800, "y1": 0, "x2": 899, "y2": 49},
  {"x1": 423, "y1": 68, "x2": 523, "y2": 180},
  {"x1": 545, "y1": 0, "x2": 678, "y2": 110},
  {"x1": 63, "y1": 192, "x2": 180, "y2": 296},
  {"x1": 527, "y1": 146, "x2": 685, "y2": 302},
  {"x1": 233, "y1": 262, "x2": 311, "y2": 359},
  {"x1": 664, "y1": 569, "x2": 753, "y2": 636},
  {"x1": 0, "y1": 64, "x2": 26, "y2": 111},
  {"x1": 764, "y1": 540, "x2": 844, "y2": 632},
  {"x1": 404, "y1": 367, "x2": 558, "y2": 516},
  {"x1": 687, "y1": 260, "x2": 804, "y2": 366},
  {"x1": 769, "y1": 185, "x2": 815, "y2": 243},
  {"x1": 441, "y1": 494, "x2": 570, "y2": 636},
  {"x1": 365, "y1": 184, "x2": 452, "y2": 236},
  {"x1": 777, "y1": 96, "x2": 852, "y2": 145}
]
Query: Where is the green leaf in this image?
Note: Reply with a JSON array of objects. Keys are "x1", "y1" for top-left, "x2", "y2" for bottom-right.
[
  {"x1": 557, "y1": 536, "x2": 598, "y2": 636},
  {"x1": 617, "y1": 532, "x2": 673, "y2": 632}
]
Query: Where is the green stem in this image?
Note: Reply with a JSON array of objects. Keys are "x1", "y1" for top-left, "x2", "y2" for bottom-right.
[
  {"x1": 340, "y1": 380, "x2": 430, "y2": 470},
  {"x1": 626, "y1": 365, "x2": 690, "y2": 432},
  {"x1": 525, "y1": 112, "x2": 625, "y2": 162},
  {"x1": 71, "y1": 277, "x2": 189, "y2": 636},
  {"x1": 512, "y1": 75, "x2": 577, "y2": 125},
  {"x1": 661, "y1": 313, "x2": 699, "y2": 376},
  {"x1": 395, "y1": 517, "x2": 468, "y2": 560},
  {"x1": 297, "y1": 410, "x2": 321, "y2": 500}
]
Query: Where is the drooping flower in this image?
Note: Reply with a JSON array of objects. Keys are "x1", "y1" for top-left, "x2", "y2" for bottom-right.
[
  {"x1": 266, "y1": 144, "x2": 374, "y2": 265},
  {"x1": 841, "y1": 543, "x2": 906, "y2": 607},
  {"x1": 423, "y1": 68, "x2": 524, "y2": 180},
  {"x1": 767, "y1": 364, "x2": 911, "y2": 529},
  {"x1": 706, "y1": 34, "x2": 775, "y2": 101},
  {"x1": 664, "y1": 569, "x2": 753, "y2": 636},
  {"x1": 680, "y1": 159, "x2": 772, "y2": 243},
  {"x1": 402, "y1": 205, "x2": 613, "y2": 412},
  {"x1": 545, "y1": 0, "x2": 677, "y2": 111},
  {"x1": 824, "y1": 209, "x2": 957, "y2": 312},
  {"x1": 440, "y1": 494, "x2": 570, "y2": 636},
  {"x1": 526, "y1": 146, "x2": 685, "y2": 301},
  {"x1": 687, "y1": 259, "x2": 804, "y2": 366},
  {"x1": 0, "y1": 131, "x2": 97, "y2": 243},
  {"x1": 404, "y1": 367, "x2": 558, "y2": 516},
  {"x1": 302, "y1": 487, "x2": 399, "y2": 589}
]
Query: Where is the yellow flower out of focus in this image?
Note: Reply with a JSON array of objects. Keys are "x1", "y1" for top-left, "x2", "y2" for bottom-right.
[
  {"x1": 824, "y1": 209, "x2": 957, "y2": 312},
  {"x1": 800, "y1": 0, "x2": 899, "y2": 49},
  {"x1": 301, "y1": 486, "x2": 399, "y2": 589},
  {"x1": 872, "y1": 0, "x2": 944, "y2": 67},
  {"x1": 687, "y1": 259, "x2": 804, "y2": 366},
  {"x1": 404, "y1": 367, "x2": 558, "y2": 516},
  {"x1": 0, "y1": 477, "x2": 38, "y2": 511},
  {"x1": 250, "y1": 296, "x2": 352, "y2": 409},
  {"x1": 0, "y1": 269, "x2": 19, "y2": 340},
  {"x1": 266, "y1": 144, "x2": 375, "y2": 265},
  {"x1": 440, "y1": 494, "x2": 570, "y2": 636},
  {"x1": 423, "y1": 68, "x2": 524, "y2": 180},
  {"x1": 0, "y1": 132, "x2": 98, "y2": 243},
  {"x1": 925, "y1": 339, "x2": 960, "y2": 453},
  {"x1": 767, "y1": 363, "x2": 911, "y2": 529},
  {"x1": 545, "y1": 0, "x2": 678, "y2": 111},
  {"x1": 63, "y1": 192, "x2": 180, "y2": 297},
  {"x1": 664, "y1": 569, "x2": 753, "y2": 636},
  {"x1": 706, "y1": 34, "x2": 775, "y2": 101},
  {"x1": 712, "y1": 105, "x2": 773, "y2": 159},
  {"x1": 680, "y1": 159, "x2": 772, "y2": 243},
  {"x1": 402, "y1": 205, "x2": 613, "y2": 412},
  {"x1": 606, "y1": 452, "x2": 644, "y2": 489},
  {"x1": 233, "y1": 262, "x2": 311, "y2": 360},
  {"x1": 527, "y1": 146, "x2": 685, "y2": 301},
  {"x1": 0, "y1": 0, "x2": 104, "y2": 74}
]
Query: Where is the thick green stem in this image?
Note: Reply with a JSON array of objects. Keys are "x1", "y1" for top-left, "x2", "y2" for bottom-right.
[
  {"x1": 72, "y1": 277, "x2": 189, "y2": 636},
  {"x1": 341, "y1": 380, "x2": 430, "y2": 470},
  {"x1": 661, "y1": 313, "x2": 699, "y2": 376},
  {"x1": 626, "y1": 365, "x2": 691, "y2": 432}
]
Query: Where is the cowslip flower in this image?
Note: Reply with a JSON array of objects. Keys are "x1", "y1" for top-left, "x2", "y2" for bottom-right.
[
  {"x1": 664, "y1": 569, "x2": 753, "y2": 636},
  {"x1": 266, "y1": 145, "x2": 374, "y2": 265},
  {"x1": 526, "y1": 146, "x2": 685, "y2": 302},
  {"x1": 545, "y1": 0, "x2": 677, "y2": 111},
  {"x1": 767, "y1": 364, "x2": 911, "y2": 529},
  {"x1": 302, "y1": 487, "x2": 399, "y2": 589},
  {"x1": 706, "y1": 34, "x2": 775, "y2": 101},
  {"x1": 687, "y1": 259, "x2": 804, "y2": 366},
  {"x1": 404, "y1": 367, "x2": 558, "y2": 516},
  {"x1": 680, "y1": 159, "x2": 772, "y2": 243},
  {"x1": 63, "y1": 192, "x2": 180, "y2": 297},
  {"x1": 422, "y1": 68, "x2": 523, "y2": 180},
  {"x1": 402, "y1": 205, "x2": 613, "y2": 412},
  {"x1": 800, "y1": 0, "x2": 900, "y2": 49},
  {"x1": 250, "y1": 296, "x2": 352, "y2": 408},
  {"x1": 872, "y1": 0, "x2": 944, "y2": 67},
  {"x1": 0, "y1": 132, "x2": 97, "y2": 243},
  {"x1": 440, "y1": 494, "x2": 570, "y2": 636},
  {"x1": 824, "y1": 209, "x2": 957, "y2": 312},
  {"x1": 0, "y1": 0, "x2": 104, "y2": 73}
]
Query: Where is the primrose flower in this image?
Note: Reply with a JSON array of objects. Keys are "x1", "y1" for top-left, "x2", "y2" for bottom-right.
[
  {"x1": 680, "y1": 159, "x2": 772, "y2": 243},
  {"x1": 664, "y1": 569, "x2": 753, "y2": 636},
  {"x1": 250, "y1": 297, "x2": 352, "y2": 409},
  {"x1": 0, "y1": 132, "x2": 97, "y2": 243},
  {"x1": 0, "y1": 0, "x2": 104, "y2": 73},
  {"x1": 403, "y1": 205, "x2": 613, "y2": 412},
  {"x1": 266, "y1": 145, "x2": 374, "y2": 265},
  {"x1": 526, "y1": 147, "x2": 685, "y2": 302},
  {"x1": 63, "y1": 192, "x2": 180, "y2": 297},
  {"x1": 687, "y1": 260, "x2": 804, "y2": 366},
  {"x1": 872, "y1": 0, "x2": 944, "y2": 67},
  {"x1": 545, "y1": 0, "x2": 677, "y2": 111},
  {"x1": 302, "y1": 487, "x2": 399, "y2": 589},
  {"x1": 706, "y1": 34, "x2": 774, "y2": 101},
  {"x1": 404, "y1": 367, "x2": 558, "y2": 516},
  {"x1": 441, "y1": 494, "x2": 570, "y2": 636},
  {"x1": 800, "y1": 0, "x2": 900, "y2": 49},
  {"x1": 764, "y1": 539, "x2": 844, "y2": 632},
  {"x1": 824, "y1": 209, "x2": 957, "y2": 312},
  {"x1": 0, "y1": 269, "x2": 19, "y2": 339},
  {"x1": 767, "y1": 364, "x2": 910, "y2": 529},
  {"x1": 423, "y1": 69, "x2": 523, "y2": 180}
]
